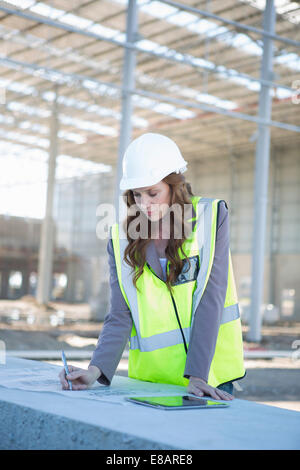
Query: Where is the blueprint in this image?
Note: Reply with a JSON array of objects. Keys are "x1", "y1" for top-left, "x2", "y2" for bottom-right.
[{"x1": 0, "y1": 357, "x2": 187, "y2": 406}]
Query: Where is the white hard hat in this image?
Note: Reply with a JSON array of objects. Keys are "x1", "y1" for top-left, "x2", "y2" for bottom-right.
[{"x1": 120, "y1": 133, "x2": 188, "y2": 191}]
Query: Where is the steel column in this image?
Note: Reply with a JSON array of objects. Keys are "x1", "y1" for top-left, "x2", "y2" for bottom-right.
[
  {"x1": 115, "y1": 0, "x2": 138, "y2": 225},
  {"x1": 36, "y1": 86, "x2": 59, "y2": 304},
  {"x1": 248, "y1": 0, "x2": 276, "y2": 342}
]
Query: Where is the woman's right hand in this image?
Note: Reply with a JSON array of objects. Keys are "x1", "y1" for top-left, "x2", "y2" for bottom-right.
[{"x1": 59, "y1": 364, "x2": 101, "y2": 391}]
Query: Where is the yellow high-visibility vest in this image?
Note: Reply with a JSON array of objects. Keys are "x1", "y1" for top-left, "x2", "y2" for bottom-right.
[{"x1": 111, "y1": 196, "x2": 245, "y2": 387}]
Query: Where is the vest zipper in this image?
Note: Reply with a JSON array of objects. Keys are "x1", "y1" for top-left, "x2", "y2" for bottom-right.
[{"x1": 146, "y1": 262, "x2": 188, "y2": 355}]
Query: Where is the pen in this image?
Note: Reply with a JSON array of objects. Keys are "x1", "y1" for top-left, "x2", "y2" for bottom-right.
[{"x1": 61, "y1": 350, "x2": 72, "y2": 390}]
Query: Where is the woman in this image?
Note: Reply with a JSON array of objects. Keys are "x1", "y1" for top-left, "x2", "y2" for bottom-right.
[{"x1": 59, "y1": 133, "x2": 245, "y2": 400}]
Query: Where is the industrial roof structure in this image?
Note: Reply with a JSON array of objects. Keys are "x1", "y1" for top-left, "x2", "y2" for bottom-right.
[{"x1": 0, "y1": 0, "x2": 299, "y2": 168}]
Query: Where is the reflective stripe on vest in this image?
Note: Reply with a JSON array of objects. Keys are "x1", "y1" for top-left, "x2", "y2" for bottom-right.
[{"x1": 129, "y1": 303, "x2": 240, "y2": 352}]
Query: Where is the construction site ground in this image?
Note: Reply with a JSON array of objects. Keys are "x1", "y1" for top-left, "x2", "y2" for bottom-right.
[{"x1": 0, "y1": 297, "x2": 299, "y2": 412}]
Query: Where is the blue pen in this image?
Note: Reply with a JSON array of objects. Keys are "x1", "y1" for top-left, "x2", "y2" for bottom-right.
[{"x1": 61, "y1": 350, "x2": 72, "y2": 390}]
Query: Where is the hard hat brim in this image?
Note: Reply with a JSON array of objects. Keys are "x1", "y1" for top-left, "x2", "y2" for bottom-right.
[{"x1": 120, "y1": 166, "x2": 187, "y2": 191}]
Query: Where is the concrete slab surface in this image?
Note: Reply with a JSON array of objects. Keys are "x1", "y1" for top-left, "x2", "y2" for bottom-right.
[{"x1": 0, "y1": 357, "x2": 299, "y2": 450}]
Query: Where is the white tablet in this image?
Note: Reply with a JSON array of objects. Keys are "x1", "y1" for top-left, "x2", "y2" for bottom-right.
[{"x1": 125, "y1": 395, "x2": 229, "y2": 410}]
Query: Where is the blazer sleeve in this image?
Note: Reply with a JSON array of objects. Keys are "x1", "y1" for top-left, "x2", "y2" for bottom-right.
[
  {"x1": 183, "y1": 200, "x2": 230, "y2": 383},
  {"x1": 88, "y1": 237, "x2": 133, "y2": 385}
]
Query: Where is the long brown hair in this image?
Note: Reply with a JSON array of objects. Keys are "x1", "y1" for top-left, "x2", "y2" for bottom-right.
[{"x1": 122, "y1": 172, "x2": 195, "y2": 294}]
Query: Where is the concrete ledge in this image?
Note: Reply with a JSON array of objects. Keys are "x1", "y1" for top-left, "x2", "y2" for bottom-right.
[
  {"x1": 0, "y1": 398, "x2": 166, "y2": 450},
  {"x1": 5, "y1": 349, "x2": 296, "y2": 360},
  {"x1": 0, "y1": 357, "x2": 300, "y2": 450}
]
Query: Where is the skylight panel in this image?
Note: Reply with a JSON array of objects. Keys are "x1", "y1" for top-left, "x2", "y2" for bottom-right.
[
  {"x1": 87, "y1": 23, "x2": 118, "y2": 38},
  {"x1": 284, "y1": 7, "x2": 300, "y2": 23},
  {"x1": 0, "y1": 26, "x2": 18, "y2": 40},
  {"x1": 196, "y1": 93, "x2": 238, "y2": 110},
  {"x1": 5, "y1": 79, "x2": 149, "y2": 128},
  {"x1": 276, "y1": 2, "x2": 299, "y2": 14},
  {"x1": 35, "y1": 68, "x2": 65, "y2": 84},
  {"x1": 171, "y1": 9, "x2": 263, "y2": 56},
  {"x1": 276, "y1": 52, "x2": 300, "y2": 72},
  {"x1": 241, "y1": 0, "x2": 300, "y2": 23},
  {"x1": 1, "y1": 114, "x2": 92, "y2": 145},
  {"x1": 152, "y1": 102, "x2": 176, "y2": 114},
  {"x1": 42, "y1": 91, "x2": 56, "y2": 102},
  {"x1": 227, "y1": 73, "x2": 261, "y2": 91},
  {"x1": 18, "y1": 121, "x2": 48, "y2": 134},
  {"x1": 167, "y1": 11, "x2": 197, "y2": 26},
  {"x1": 190, "y1": 23, "x2": 228, "y2": 39},
  {"x1": 138, "y1": 75, "x2": 156, "y2": 85},
  {"x1": 0, "y1": 129, "x2": 49, "y2": 148},
  {"x1": 86, "y1": 104, "x2": 105, "y2": 114},
  {"x1": 113, "y1": 32, "x2": 126, "y2": 42},
  {"x1": 3, "y1": 0, "x2": 35, "y2": 8},
  {"x1": 17, "y1": 120, "x2": 32, "y2": 130},
  {"x1": 179, "y1": 88, "x2": 199, "y2": 99},
  {"x1": 141, "y1": 1, "x2": 178, "y2": 18},
  {"x1": 190, "y1": 57, "x2": 215, "y2": 70},
  {"x1": 221, "y1": 32, "x2": 262, "y2": 56},
  {"x1": 274, "y1": 88, "x2": 293, "y2": 99},
  {"x1": 59, "y1": 115, "x2": 117, "y2": 137},
  {"x1": 6, "y1": 81, "x2": 36, "y2": 95},
  {"x1": 28, "y1": 34, "x2": 46, "y2": 47},
  {"x1": 170, "y1": 108, "x2": 196, "y2": 119},
  {"x1": 136, "y1": 40, "x2": 180, "y2": 58},
  {"x1": 132, "y1": 95, "x2": 156, "y2": 108},
  {"x1": 188, "y1": 18, "x2": 219, "y2": 36},
  {"x1": 133, "y1": 93, "x2": 197, "y2": 118},
  {"x1": 58, "y1": 154, "x2": 111, "y2": 175},
  {"x1": 57, "y1": 96, "x2": 87, "y2": 110},
  {"x1": 29, "y1": 2, "x2": 65, "y2": 19},
  {"x1": 81, "y1": 79, "x2": 100, "y2": 90},
  {"x1": 132, "y1": 116, "x2": 148, "y2": 128},
  {"x1": 96, "y1": 86, "x2": 119, "y2": 98},
  {"x1": 58, "y1": 13, "x2": 93, "y2": 30},
  {"x1": 58, "y1": 131, "x2": 86, "y2": 144},
  {"x1": 8, "y1": 101, "x2": 50, "y2": 118},
  {"x1": 0, "y1": 114, "x2": 14, "y2": 125},
  {"x1": 116, "y1": 0, "x2": 300, "y2": 71},
  {"x1": 82, "y1": 80, "x2": 119, "y2": 98},
  {"x1": 167, "y1": 84, "x2": 181, "y2": 93},
  {"x1": 88, "y1": 105, "x2": 117, "y2": 117},
  {"x1": 136, "y1": 39, "x2": 160, "y2": 52}
]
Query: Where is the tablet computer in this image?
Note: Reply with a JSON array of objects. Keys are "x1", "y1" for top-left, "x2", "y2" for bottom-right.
[{"x1": 125, "y1": 395, "x2": 229, "y2": 410}]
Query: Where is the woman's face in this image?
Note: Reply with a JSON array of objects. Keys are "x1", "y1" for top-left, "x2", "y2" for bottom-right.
[{"x1": 132, "y1": 180, "x2": 171, "y2": 222}]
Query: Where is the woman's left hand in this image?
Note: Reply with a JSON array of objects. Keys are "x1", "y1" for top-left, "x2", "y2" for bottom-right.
[{"x1": 187, "y1": 376, "x2": 234, "y2": 401}]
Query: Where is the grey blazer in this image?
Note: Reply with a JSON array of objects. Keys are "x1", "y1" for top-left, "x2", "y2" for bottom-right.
[{"x1": 89, "y1": 200, "x2": 229, "y2": 385}]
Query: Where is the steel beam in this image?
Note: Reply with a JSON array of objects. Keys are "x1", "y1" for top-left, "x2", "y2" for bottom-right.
[
  {"x1": 1, "y1": 55, "x2": 300, "y2": 133},
  {"x1": 0, "y1": 6, "x2": 298, "y2": 92}
]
